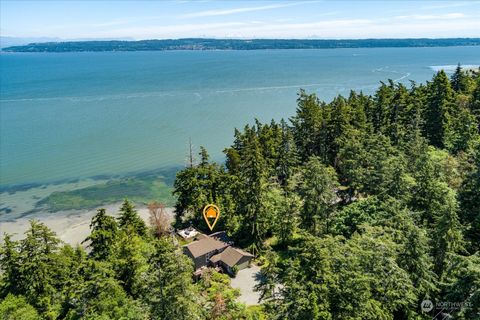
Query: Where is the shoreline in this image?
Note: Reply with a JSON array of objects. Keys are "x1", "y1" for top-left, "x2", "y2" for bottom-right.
[
  {"x1": 0, "y1": 202, "x2": 175, "y2": 245},
  {"x1": 3, "y1": 45, "x2": 480, "y2": 54},
  {"x1": 3, "y1": 38, "x2": 480, "y2": 53},
  {"x1": 0, "y1": 167, "x2": 178, "y2": 222}
]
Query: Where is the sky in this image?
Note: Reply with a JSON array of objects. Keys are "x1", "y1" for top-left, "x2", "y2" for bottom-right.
[{"x1": 1, "y1": 0, "x2": 480, "y2": 40}]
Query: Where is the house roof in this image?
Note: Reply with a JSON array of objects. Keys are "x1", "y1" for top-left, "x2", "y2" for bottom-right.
[
  {"x1": 195, "y1": 234, "x2": 208, "y2": 240},
  {"x1": 209, "y1": 231, "x2": 233, "y2": 244},
  {"x1": 184, "y1": 236, "x2": 229, "y2": 258},
  {"x1": 210, "y1": 246, "x2": 254, "y2": 268}
]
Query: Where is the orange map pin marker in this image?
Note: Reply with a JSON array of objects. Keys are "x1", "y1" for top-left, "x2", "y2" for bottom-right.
[{"x1": 203, "y1": 204, "x2": 220, "y2": 231}]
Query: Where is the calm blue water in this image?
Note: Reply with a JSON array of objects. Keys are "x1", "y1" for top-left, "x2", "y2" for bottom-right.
[{"x1": 1, "y1": 47, "x2": 480, "y2": 186}]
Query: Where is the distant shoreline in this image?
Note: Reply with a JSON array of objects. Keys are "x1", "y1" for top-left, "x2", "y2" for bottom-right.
[{"x1": 3, "y1": 37, "x2": 480, "y2": 52}]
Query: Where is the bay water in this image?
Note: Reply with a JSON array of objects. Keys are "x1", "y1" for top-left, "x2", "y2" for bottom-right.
[{"x1": 1, "y1": 47, "x2": 480, "y2": 190}]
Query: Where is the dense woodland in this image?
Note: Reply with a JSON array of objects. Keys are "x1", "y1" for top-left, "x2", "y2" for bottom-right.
[
  {"x1": 3, "y1": 38, "x2": 480, "y2": 52},
  {"x1": 1, "y1": 66, "x2": 480, "y2": 319}
]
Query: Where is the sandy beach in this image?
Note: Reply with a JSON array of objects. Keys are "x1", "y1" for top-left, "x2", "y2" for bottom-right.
[
  {"x1": 0, "y1": 178, "x2": 175, "y2": 244},
  {"x1": 0, "y1": 202, "x2": 175, "y2": 245}
]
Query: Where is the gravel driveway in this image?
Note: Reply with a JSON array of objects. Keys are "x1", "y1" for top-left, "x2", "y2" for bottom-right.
[{"x1": 230, "y1": 264, "x2": 263, "y2": 306}]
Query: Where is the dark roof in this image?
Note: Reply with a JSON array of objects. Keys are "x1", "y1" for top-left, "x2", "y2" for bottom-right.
[
  {"x1": 210, "y1": 246, "x2": 254, "y2": 268},
  {"x1": 209, "y1": 231, "x2": 233, "y2": 244},
  {"x1": 184, "y1": 236, "x2": 229, "y2": 258},
  {"x1": 195, "y1": 234, "x2": 208, "y2": 240}
]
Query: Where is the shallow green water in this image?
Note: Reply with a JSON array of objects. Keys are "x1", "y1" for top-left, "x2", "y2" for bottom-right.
[{"x1": 1, "y1": 47, "x2": 480, "y2": 187}]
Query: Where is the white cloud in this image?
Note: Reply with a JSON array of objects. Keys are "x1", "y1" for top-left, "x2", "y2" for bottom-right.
[
  {"x1": 4, "y1": 1, "x2": 479, "y2": 40},
  {"x1": 18, "y1": 14, "x2": 480, "y2": 39},
  {"x1": 87, "y1": 19, "x2": 374, "y2": 39},
  {"x1": 394, "y1": 13, "x2": 466, "y2": 20},
  {"x1": 419, "y1": 1, "x2": 479, "y2": 10},
  {"x1": 100, "y1": 22, "x2": 248, "y2": 39},
  {"x1": 181, "y1": 1, "x2": 316, "y2": 18}
]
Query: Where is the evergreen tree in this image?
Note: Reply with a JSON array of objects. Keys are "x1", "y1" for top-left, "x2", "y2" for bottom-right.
[
  {"x1": 256, "y1": 250, "x2": 280, "y2": 303},
  {"x1": 65, "y1": 260, "x2": 146, "y2": 320},
  {"x1": 470, "y1": 76, "x2": 480, "y2": 128},
  {"x1": 83, "y1": 208, "x2": 118, "y2": 260},
  {"x1": 370, "y1": 199, "x2": 438, "y2": 303},
  {"x1": 0, "y1": 234, "x2": 20, "y2": 297},
  {"x1": 173, "y1": 146, "x2": 228, "y2": 231},
  {"x1": 299, "y1": 156, "x2": 339, "y2": 235},
  {"x1": 237, "y1": 133, "x2": 271, "y2": 254},
  {"x1": 424, "y1": 70, "x2": 455, "y2": 148},
  {"x1": 174, "y1": 166, "x2": 210, "y2": 225},
  {"x1": 197, "y1": 270, "x2": 254, "y2": 319},
  {"x1": 257, "y1": 119, "x2": 283, "y2": 174},
  {"x1": 347, "y1": 90, "x2": 369, "y2": 132},
  {"x1": 459, "y1": 140, "x2": 480, "y2": 253},
  {"x1": 114, "y1": 232, "x2": 153, "y2": 298},
  {"x1": 290, "y1": 90, "x2": 323, "y2": 161},
  {"x1": 443, "y1": 254, "x2": 480, "y2": 319},
  {"x1": 276, "y1": 119, "x2": 299, "y2": 187},
  {"x1": 443, "y1": 103, "x2": 478, "y2": 153},
  {"x1": 276, "y1": 184, "x2": 301, "y2": 246},
  {"x1": 56, "y1": 245, "x2": 87, "y2": 319},
  {"x1": 17, "y1": 221, "x2": 62, "y2": 319},
  {"x1": 430, "y1": 184, "x2": 464, "y2": 278},
  {"x1": 371, "y1": 80, "x2": 395, "y2": 134},
  {"x1": 387, "y1": 83, "x2": 411, "y2": 144},
  {"x1": 118, "y1": 199, "x2": 147, "y2": 237},
  {"x1": 213, "y1": 169, "x2": 241, "y2": 235},
  {"x1": 199, "y1": 145, "x2": 210, "y2": 167},
  {"x1": 0, "y1": 294, "x2": 40, "y2": 320},
  {"x1": 224, "y1": 128, "x2": 244, "y2": 175},
  {"x1": 330, "y1": 196, "x2": 385, "y2": 237},
  {"x1": 269, "y1": 233, "x2": 417, "y2": 319},
  {"x1": 451, "y1": 63, "x2": 470, "y2": 93},
  {"x1": 401, "y1": 112, "x2": 429, "y2": 171},
  {"x1": 147, "y1": 237, "x2": 202, "y2": 320},
  {"x1": 337, "y1": 131, "x2": 400, "y2": 199},
  {"x1": 326, "y1": 96, "x2": 352, "y2": 164}
]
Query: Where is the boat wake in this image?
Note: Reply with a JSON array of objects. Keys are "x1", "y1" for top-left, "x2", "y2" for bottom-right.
[
  {"x1": 1, "y1": 83, "x2": 330, "y2": 103},
  {"x1": 372, "y1": 66, "x2": 411, "y2": 82}
]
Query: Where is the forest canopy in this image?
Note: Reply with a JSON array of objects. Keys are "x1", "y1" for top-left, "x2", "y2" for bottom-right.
[{"x1": 174, "y1": 65, "x2": 480, "y2": 319}]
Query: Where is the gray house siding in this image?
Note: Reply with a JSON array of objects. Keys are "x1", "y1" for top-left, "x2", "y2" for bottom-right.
[
  {"x1": 184, "y1": 246, "x2": 227, "y2": 270},
  {"x1": 183, "y1": 247, "x2": 203, "y2": 270},
  {"x1": 217, "y1": 261, "x2": 233, "y2": 275},
  {"x1": 236, "y1": 256, "x2": 251, "y2": 270},
  {"x1": 216, "y1": 256, "x2": 252, "y2": 275},
  {"x1": 194, "y1": 255, "x2": 207, "y2": 270}
]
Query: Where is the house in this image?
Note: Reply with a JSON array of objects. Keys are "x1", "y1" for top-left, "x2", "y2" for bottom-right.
[
  {"x1": 210, "y1": 246, "x2": 254, "y2": 275},
  {"x1": 183, "y1": 234, "x2": 230, "y2": 270},
  {"x1": 183, "y1": 231, "x2": 254, "y2": 275}
]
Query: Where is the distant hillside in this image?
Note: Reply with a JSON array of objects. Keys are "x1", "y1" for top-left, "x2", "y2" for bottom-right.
[
  {"x1": 3, "y1": 38, "x2": 480, "y2": 52},
  {"x1": 0, "y1": 36, "x2": 61, "y2": 48}
]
